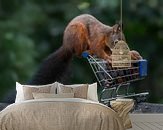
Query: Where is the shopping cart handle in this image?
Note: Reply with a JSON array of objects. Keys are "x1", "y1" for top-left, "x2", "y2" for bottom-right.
[
  {"x1": 82, "y1": 52, "x2": 89, "y2": 58},
  {"x1": 139, "y1": 59, "x2": 148, "y2": 77}
]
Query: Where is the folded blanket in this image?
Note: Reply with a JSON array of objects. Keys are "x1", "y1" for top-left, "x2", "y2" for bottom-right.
[{"x1": 111, "y1": 99, "x2": 134, "y2": 129}]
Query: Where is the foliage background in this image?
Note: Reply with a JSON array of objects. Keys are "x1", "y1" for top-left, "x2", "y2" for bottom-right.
[{"x1": 0, "y1": 0, "x2": 163, "y2": 103}]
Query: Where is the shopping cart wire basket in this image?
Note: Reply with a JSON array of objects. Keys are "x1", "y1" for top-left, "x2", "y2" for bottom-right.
[{"x1": 82, "y1": 52, "x2": 149, "y2": 105}]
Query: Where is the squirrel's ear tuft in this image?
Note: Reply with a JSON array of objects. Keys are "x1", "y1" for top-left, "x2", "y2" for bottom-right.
[{"x1": 113, "y1": 21, "x2": 123, "y2": 33}]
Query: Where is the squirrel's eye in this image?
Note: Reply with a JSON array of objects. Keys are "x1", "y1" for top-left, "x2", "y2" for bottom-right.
[{"x1": 114, "y1": 40, "x2": 119, "y2": 45}]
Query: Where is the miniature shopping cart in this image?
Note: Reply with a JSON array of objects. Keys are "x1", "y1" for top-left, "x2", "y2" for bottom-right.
[{"x1": 82, "y1": 52, "x2": 149, "y2": 105}]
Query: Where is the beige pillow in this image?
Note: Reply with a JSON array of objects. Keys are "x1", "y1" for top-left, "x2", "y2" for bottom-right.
[
  {"x1": 57, "y1": 84, "x2": 88, "y2": 99},
  {"x1": 23, "y1": 86, "x2": 51, "y2": 100},
  {"x1": 15, "y1": 82, "x2": 58, "y2": 102},
  {"x1": 57, "y1": 83, "x2": 98, "y2": 102},
  {"x1": 32, "y1": 93, "x2": 74, "y2": 99}
]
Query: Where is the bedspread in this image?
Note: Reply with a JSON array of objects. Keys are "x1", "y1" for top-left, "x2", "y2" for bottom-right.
[{"x1": 0, "y1": 98, "x2": 125, "y2": 130}]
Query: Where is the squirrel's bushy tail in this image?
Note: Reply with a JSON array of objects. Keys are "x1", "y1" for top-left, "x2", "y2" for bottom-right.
[
  {"x1": 28, "y1": 46, "x2": 73, "y2": 85},
  {"x1": 2, "y1": 46, "x2": 73, "y2": 103}
]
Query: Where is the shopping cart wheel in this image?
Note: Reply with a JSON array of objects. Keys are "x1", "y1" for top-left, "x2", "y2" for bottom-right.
[{"x1": 133, "y1": 92, "x2": 149, "y2": 103}]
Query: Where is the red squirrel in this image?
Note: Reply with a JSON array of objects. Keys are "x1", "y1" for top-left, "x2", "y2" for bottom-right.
[
  {"x1": 63, "y1": 14, "x2": 142, "y2": 62},
  {"x1": 2, "y1": 14, "x2": 142, "y2": 103}
]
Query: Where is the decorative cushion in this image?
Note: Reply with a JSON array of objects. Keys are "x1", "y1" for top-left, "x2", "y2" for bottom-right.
[
  {"x1": 57, "y1": 84, "x2": 89, "y2": 99},
  {"x1": 32, "y1": 93, "x2": 74, "y2": 99}
]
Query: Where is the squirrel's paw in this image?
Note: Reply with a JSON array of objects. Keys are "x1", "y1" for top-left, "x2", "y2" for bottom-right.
[
  {"x1": 129, "y1": 50, "x2": 142, "y2": 60},
  {"x1": 106, "y1": 56, "x2": 112, "y2": 64}
]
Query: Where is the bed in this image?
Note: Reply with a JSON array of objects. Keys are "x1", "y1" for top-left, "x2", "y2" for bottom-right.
[
  {"x1": 0, "y1": 81, "x2": 129, "y2": 130},
  {"x1": 0, "y1": 98, "x2": 125, "y2": 130}
]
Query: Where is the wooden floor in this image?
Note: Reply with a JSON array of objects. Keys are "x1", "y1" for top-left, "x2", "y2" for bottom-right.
[{"x1": 128, "y1": 114, "x2": 163, "y2": 130}]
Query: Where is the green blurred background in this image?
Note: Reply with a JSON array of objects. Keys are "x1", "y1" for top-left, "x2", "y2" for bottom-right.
[{"x1": 0, "y1": 0, "x2": 163, "y2": 103}]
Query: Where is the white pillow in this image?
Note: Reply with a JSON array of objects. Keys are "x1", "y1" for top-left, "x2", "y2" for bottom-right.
[
  {"x1": 15, "y1": 82, "x2": 24, "y2": 103},
  {"x1": 15, "y1": 82, "x2": 58, "y2": 103},
  {"x1": 87, "y1": 83, "x2": 98, "y2": 102},
  {"x1": 57, "y1": 82, "x2": 98, "y2": 102}
]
